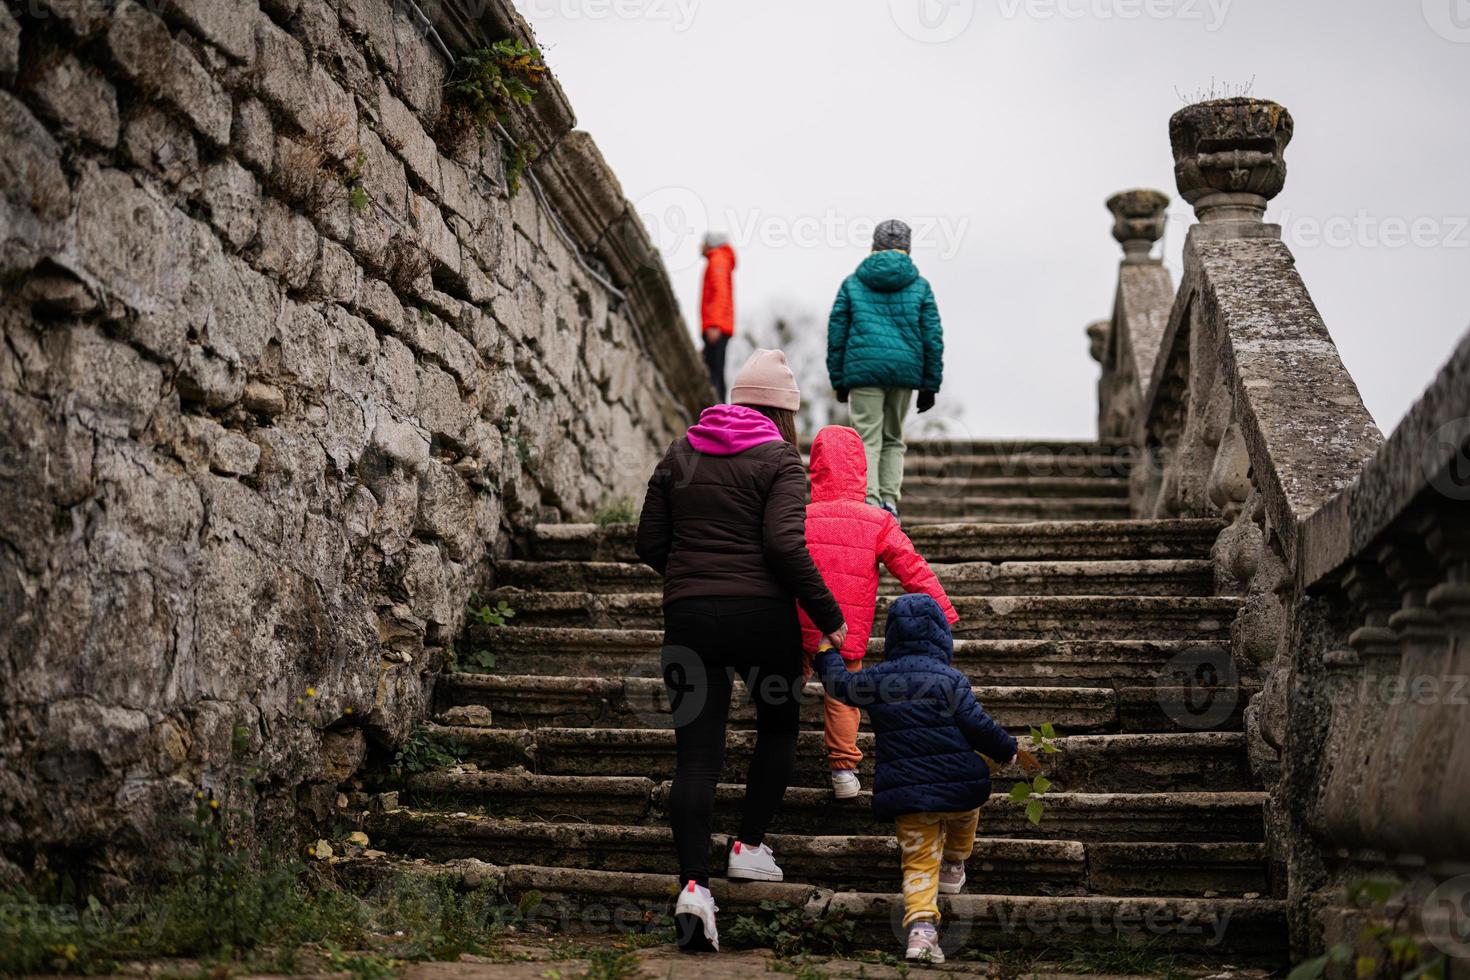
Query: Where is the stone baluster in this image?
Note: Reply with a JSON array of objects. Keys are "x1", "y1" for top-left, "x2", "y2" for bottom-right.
[
  {"x1": 1317, "y1": 561, "x2": 1399, "y2": 848},
  {"x1": 1169, "y1": 97, "x2": 1293, "y2": 240},
  {"x1": 1360, "y1": 533, "x2": 1448, "y2": 852},
  {"x1": 1106, "y1": 189, "x2": 1169, "y2": 264},
  {"x1": 1412, "y1": 512, "x2": 1470, "y2": 855}
]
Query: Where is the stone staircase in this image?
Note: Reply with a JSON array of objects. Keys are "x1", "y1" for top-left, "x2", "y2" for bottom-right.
[{"x1": 357, "y1": 440, "x2": 1287, "y2": 967}]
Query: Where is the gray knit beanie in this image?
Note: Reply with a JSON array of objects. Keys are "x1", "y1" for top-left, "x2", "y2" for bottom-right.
[{"x1": 873, "y1": 219, "x2": 912, "y2": 252}]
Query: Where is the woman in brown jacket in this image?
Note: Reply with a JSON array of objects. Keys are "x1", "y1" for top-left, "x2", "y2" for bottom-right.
[{"x1": 636, "y1": 349, "x2": 847, "y2": 953}]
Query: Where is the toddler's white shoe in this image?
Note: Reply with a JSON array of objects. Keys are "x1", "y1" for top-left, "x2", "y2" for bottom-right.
[
  {"x1": 938, "y1": 858, "x2": 967, "y2": 894},
  {"x1": 673, "y1": 880, "x2": 719, "y2": 952},
  {"x1": 725, "y1": 839, "x2": 784, "y2": 882},
  {"x1": 831, "y1": 769, "x2": 861, "y2": 800},
  {"x1": 906, "y1": 921, "x2": 944, "y2": 963}
]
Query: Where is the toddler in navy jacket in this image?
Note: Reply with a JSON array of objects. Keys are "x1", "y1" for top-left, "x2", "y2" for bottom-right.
[{"x1": 816, "y1": 592, "x2": 1017, "y2": 964}]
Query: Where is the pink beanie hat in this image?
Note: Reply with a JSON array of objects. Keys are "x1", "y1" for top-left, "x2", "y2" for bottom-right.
[{"x1": 730, "y1": 348, "x2": 801, "y2": 412}]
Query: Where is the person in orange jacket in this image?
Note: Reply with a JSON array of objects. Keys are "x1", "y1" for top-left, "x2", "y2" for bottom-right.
[{"x1": 700, "y1": 232, "x2": 736, "y2": 402}]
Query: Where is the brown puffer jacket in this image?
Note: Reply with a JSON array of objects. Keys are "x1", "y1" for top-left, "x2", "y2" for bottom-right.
[{"x1": 635, "y1": 406, "x2": 844, "y2": 635}]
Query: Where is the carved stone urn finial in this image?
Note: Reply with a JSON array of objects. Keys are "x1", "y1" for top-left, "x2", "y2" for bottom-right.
[
  {"x1": 1169, "y1": 97, "x2": 1294, "y2": 230},
  {"x1": 1106, "y1": 189, "x2": 1169, "y2": 263}
]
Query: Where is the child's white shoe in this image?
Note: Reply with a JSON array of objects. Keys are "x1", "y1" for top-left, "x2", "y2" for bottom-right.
[
  {"x1": 906, "y1": 921, "x2": 944, "y2": 963},
  {"x1": 831, "y1": 769, "x2": 861, "y2": 799},
  {"x1": 938, "y1": 858, "x2": 967, "y2": 894},
  {"x1": 673, "y1": 880, "x2": 719, "y2": 952},
  {"x1": 726, "y1": 840, "x2": 784, "y2": 882}
]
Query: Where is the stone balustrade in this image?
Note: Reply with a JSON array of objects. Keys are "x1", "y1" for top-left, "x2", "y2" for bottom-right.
[{"x1": 1095, "y1": 97, "x2": 1470, "y2": 961}]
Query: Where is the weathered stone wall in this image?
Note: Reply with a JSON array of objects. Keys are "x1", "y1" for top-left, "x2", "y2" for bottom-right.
[{"x1": 0, "y1": 0, "x2": 703, "y2": 882}]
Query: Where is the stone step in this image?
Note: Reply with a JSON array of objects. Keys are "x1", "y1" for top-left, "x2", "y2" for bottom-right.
[
  {"x1": 436, "y1": 674, "x2": 1123, "y2": 733},
  {"x1": 477, "y1": 592, "x2": 1239, "y2": 640},
  {"x1": 362, "y1": 811, "x2": 1269, "y2": 898},
  {"x1": 494, "y1": 558, "x2": 1215, "y2": 597},
  {"x1": 897, "y1": 439, "x2": 1130, "y2": 458},
  {"x1": 476, "y1": 627, "x2": 1238, "y2": 688},
  {"x1": 897, "y1": 475, "x2": 1130, "y2": 499},
  {"x1": 427, "y1": 726, "x2": 1254, "y2": 793},
  {"x1": 899, "y1": 497, "x2": 1136, "y2": 525},
  {"x1": 399, "y1": 770, "x2": 1268, "y2": 841},
  {"x1": 435, "y1": 673, "x2": 1249, "y2": 734},
  {"x1": 524, "y1": 519, "x2": 1224, "y2": 564},
  {"x1": 338, "y1": 860, "x2": 1288, "y2": 964},
  {"x1": 902, "y1": 451, "x2": 1134, "y2": 479}
]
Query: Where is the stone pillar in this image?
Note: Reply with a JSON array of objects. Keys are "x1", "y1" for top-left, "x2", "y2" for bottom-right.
[
  {"x1": 1106, "y1": 189, "x2": 1169, "y2": 264},
  {"x1": 1169, "y1": 97, "x2": 1293, "y2": 240}
]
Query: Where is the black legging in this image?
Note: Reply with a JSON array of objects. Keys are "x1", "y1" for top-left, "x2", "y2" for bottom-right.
[
  {"x1": 702, "y1": 334, "x2": 730, "y2": 403},
  {"x1": 662, "y1": 596, "x2": 803, "y2": 887}
]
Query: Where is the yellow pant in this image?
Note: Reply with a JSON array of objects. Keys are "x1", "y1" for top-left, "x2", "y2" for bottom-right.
[{"x1": 895, "y1": 808, "x2": 981, "y2": 928}]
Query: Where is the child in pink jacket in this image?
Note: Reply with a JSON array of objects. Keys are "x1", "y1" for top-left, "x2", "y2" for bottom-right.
[{"x1": 798, "y1": 425, "x2": 960, "y2": 798}]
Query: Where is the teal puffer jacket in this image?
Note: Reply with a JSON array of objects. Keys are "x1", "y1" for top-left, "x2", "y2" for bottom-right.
[{"x1": 827, "y1": 251, "x2": 944, "y2": 393}]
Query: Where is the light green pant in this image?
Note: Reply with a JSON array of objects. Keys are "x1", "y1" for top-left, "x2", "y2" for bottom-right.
[{"x1": 848, "y1": 387, "x2": 913, "y2": 506}]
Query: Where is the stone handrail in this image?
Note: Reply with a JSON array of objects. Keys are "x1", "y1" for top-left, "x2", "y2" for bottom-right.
[{"x1": 1090, "y1": 97, "x2": 1470, "y2": 961}]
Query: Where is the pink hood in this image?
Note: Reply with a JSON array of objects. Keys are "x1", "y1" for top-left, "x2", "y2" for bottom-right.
[
  {"x1": 809, "y1": 426, "x2": 868, "y2": 504},
  {"x1": 687, "y1": 404, "x2": 783, "y2": 456}
]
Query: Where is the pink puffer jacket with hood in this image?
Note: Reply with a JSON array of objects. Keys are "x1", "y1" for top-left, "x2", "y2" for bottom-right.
[{"x1": 797, "y1": 425, "x2": 959, "y2": 660}]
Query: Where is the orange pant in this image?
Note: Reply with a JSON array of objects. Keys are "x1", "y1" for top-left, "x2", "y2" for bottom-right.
[{"x1": 825, "y1": 658, "x2": 863, "y2": 770}]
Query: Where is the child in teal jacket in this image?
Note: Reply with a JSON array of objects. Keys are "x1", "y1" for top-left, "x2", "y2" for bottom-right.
[{"x1": 827, "y1": 219, "x2": 945, "y2": 518}]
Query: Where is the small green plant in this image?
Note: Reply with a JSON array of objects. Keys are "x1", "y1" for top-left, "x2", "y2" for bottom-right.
[
  {"x1": 502, "y1": 138, "x2": 539, "y2": 197},
  {"x1": 593, "y1": 497, "x2": 638, "y2": 527},
  {"x1": 468, "y1": 599, "x2": 515, "y2": 628},
  {"x1": 392, "y1": 726, "x2": 466, "y2": 777},
  {"x1": 444, "y1": 39, "x2": 547, "y2": 133},
  {"x1": 726, "y1": 900, "x2": 855, "y2": 957},
  {"x1": 986, "y1": 723, "x2": 1059, "y2": 825},
  {"x1": 1288, "y1": 878, "x2": 1446, "y2": 980}
]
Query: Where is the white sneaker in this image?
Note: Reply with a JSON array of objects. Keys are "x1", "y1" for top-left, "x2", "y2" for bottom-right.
[
  {"x1": 673, "y1": 880, "x2": 719, "y2": 952},
  {"x1": 906, "y1": 922, "x2": 944, "y2": 963},
  {"x1": 831, "y1": 769, "x2": 861, "y2": 800},
  {"x1": 938, "y1": 858, "x2": 967, "y2": 895},
  {"x1": 725, "y1": 839, "x2": 784, "y2": 882}
]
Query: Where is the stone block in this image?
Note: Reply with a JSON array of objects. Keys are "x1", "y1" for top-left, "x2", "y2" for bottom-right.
[
  {"x1": 184, "y1": 250, "x2": 281, "y2": 368},
  {"x1": 414, "y1": 361, "x2": 465, "y2": 445},
  {"x1": 253, "y1": 198, "x2": 319, "y2": 290},
  {"x1": 390, "y1": 15, "x2": 445, "y2": 120},
  {"x1": 370, "y1": 416, "x2": 429, "y2": 472},
  {"x1": 76, "y1": 165, "x2": 189, "y2": 315},
  {"x1": 356, "y1": 276, "x2": 404, "y2": 332},
  {"x1": 233, "y1": 96, "x2": 274, "y2": 174},
  {"x1": 409, "y1": 193, "x2": 459, "y2": 278},
  {"x1": 243, "y1": 380, "x2": 286, "y2": 417},
  {"x1": 339, "y1": 0, "x2": 398, "y2": 71},
  {"x1": 166, "y1": 0, "x2": 260, "y2": 64},
  {"x1": 45, "y1": 326, "x2": 163, "y2": 439},
  {"x1": 376, "y1": 79, "x2": 440, "y2": 195},
  {"x1": 177, "y1": 346, "x2": 244, "y2": 408},
  {"x1": 200, "y1": 158, "x2": 258, "y2": 250},
  {"x1": 356, "y1": 126, "x2": 408, "y2": 221},
  {"x1": 123, "y1": 105, "x2": 200, "y2": 188},
  {"x1": 311, "y1": 239, "x2": 360, "y2": 303},
  {"x1": 278, "y1": 302, "x2": 330, "y2": 389},
  {"x1": 107, "y1": 2, "x2": 231, "y2": 147},
  {"x1": 0, "y1": 5, "x2": 18, "y2": 85},
  {"x1": 254, "y1": 18, "x2": 356, "y2": 147},
  {"x1": 374, "y1": 334, "x2": 416, "y2": 415},
  {"x1": 26, "y1": 51, "x2": 119, "y2": 149},
  {"x1": 0, "y1": 92, "x2": 69, "y2": 223},
  {"x1": 416, "y1": 460, "x2": 475, "y2": 561}
]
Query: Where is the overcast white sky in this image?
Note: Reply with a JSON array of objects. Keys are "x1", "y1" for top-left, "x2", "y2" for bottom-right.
[{"x1": 521, "y1": 0, "x2": 1470, "y2": 439}]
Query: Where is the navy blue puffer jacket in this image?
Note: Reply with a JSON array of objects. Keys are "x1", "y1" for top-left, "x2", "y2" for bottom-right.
[{"x1": 816, "y1": 593, "x2": 1017, "y2": 820}]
